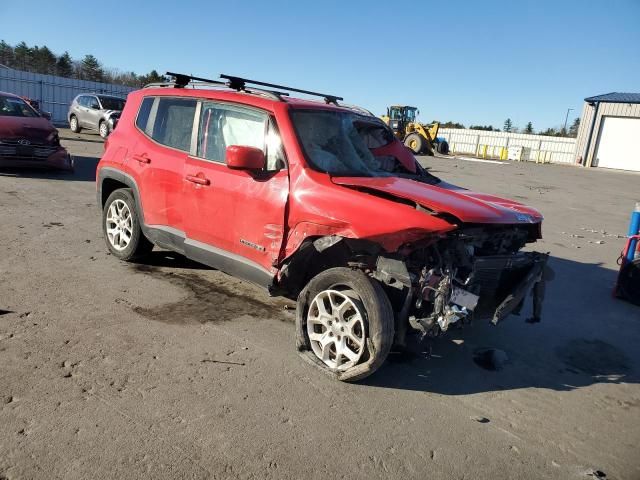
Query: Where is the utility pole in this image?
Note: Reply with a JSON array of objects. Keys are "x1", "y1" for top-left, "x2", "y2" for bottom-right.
[{"x1": 563, "y1": 108, "x2": 574, "y2": 135}]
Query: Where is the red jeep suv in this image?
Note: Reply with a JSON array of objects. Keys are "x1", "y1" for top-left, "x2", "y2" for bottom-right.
[{"x1": 97, "y1": 73, "x2": 548, "y2": 382}]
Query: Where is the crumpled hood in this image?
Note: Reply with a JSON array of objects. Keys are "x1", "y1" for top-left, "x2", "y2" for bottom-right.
[
  {"x1": 0, "y1": 116, "x2": 55, "y2": 140},
  {"x1": 331, "y1": 176, "x2": 543, "y2": 224}
]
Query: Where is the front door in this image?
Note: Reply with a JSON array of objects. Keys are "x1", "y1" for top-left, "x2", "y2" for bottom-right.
[{"x1": 182, "y1": 101, "x2": 289, "y2": 285}]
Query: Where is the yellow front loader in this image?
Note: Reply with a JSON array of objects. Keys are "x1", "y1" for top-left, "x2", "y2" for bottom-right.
[{"x1": 380, "y1": 105, "x2": 439, "y2": 155}]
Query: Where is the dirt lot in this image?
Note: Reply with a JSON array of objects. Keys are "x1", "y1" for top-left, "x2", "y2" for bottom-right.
[{"x1": 1, "y1": 129, "x2": 639, "y2": 480}]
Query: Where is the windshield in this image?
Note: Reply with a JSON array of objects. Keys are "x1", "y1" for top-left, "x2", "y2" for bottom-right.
[
  {"x1": 0, "y1": 95, "x2": 39, "y2": 118},
  {"x1": 99, "y1": 97, "x2": 125, "y2": 111},
  {"x1": 291, "y1": 109, "x2": 438, "y2": 182}
]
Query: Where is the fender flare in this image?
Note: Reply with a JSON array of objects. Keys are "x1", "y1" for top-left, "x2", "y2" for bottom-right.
[{"x1": 97, "y1": 167, "x2": 146, "y2": 226}]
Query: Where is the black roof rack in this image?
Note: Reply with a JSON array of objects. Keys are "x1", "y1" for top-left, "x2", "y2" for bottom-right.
[
  {"x1": 165, "y1": 72, "x2": 226, "y2": 88},
  {"x1": 157, "y1": 72, "x2": 343, "y2": 105},
  {"x1": 220, "y1": 74, "x2": 343, "y2": 105}
]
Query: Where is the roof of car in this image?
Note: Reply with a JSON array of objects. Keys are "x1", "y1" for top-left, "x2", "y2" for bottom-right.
[{"x1": 0, "y1": 90, "x2": 21, "y2": 98}]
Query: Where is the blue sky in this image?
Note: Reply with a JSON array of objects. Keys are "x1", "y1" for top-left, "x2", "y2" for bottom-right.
[{"x1": 2, "y1": 0, "x2": 639, "y2": 131}]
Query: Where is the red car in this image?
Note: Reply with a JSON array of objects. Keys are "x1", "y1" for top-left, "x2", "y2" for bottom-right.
[
  {"x1": 0, "y1": 91, "x2": 73, "y2": 171},
  {"x1": 97, "y1": 73, "x2": 548, "y2": 382}
]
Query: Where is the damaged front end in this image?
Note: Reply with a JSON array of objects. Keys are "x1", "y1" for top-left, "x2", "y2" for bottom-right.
[{"x1": 373, "y1": 224, "x2": 551, "y2": 341}]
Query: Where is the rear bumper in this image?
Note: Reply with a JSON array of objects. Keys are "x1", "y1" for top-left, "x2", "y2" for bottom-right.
[{"x1": 0, "y1": 147, "x2": 74, "y2": 171}]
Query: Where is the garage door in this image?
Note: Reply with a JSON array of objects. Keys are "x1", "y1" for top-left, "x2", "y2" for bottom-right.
[{"x1": 594, "y1": 116, "x2": 640, "y2": 171}]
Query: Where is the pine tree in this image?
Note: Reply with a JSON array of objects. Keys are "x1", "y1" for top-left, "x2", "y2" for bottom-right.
[
  {"x1": 13, "y1": 41, "x2": 33, "y2": 70},
  {"x1": 503, "y1": 118, "x2": 513, "y2": 133},
  {"x1": 139, "y1": 69, "x2": 165, "y2": 86},
  {"x1": 0, "y1": 40, "x2": 15, "y2": 67},
  {"x1": 81, "y1": 54, "x2": 103, "y2": 81},
  {"x1": 56, "y1": 51, "x2": 74, "y2": 77},
  {"x1": 524, "y1": 122, "x2": 533, "y2": 134},
  {"x1": 33, "y1": 46, "x2": 57, "y2": 74},
  {"x1": 569, "y1": 117, "x2": 580, "y2": 137}
]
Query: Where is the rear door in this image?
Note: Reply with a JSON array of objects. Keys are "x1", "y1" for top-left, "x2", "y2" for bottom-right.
[
  {"x1": 128, "y1": 96, "x2": 197, "y2": 245},
  {"x1": 76, "y1": 96, "x2": 90, "y2": 127},
  {"x1": 182, "y1": 101, "x2": 289, "y2": 284},
  {"x1": 86, "y1": 96, "x2": 102, "y2": 130}
]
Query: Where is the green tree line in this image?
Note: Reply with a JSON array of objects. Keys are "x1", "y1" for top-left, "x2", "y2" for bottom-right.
[{"x1": 0, "y1": 40, "x2": 164, "y2": 87}]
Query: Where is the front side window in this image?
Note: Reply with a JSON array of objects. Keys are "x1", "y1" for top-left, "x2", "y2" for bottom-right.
[
  {"x1": 197, "y1": 102, "x2": 273, "y2": 165},
  {"x1": 0, "y1": 95, "x2": 39, "y2": 118},
  {"x1": 87, "y1": 96, "x2": 100, "y2": 109},
  {"x1": 137, "y1": 97, "x2": 197, "y2": 152}
]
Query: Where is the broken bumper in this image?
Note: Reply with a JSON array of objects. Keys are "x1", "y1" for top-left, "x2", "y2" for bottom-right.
[{"x1": 490, "y1": 252, "x2": 549, "y2": 324}]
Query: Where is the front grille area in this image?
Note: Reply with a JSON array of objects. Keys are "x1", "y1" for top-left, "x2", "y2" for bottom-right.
[{"x1": 0, "y1": 139, "x2": 58, "y2": 161}]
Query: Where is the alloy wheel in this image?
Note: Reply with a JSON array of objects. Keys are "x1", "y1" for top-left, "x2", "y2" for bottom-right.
[
  {"x1": 105, "y1": 199, "x2": 133, "y2": 251},
  {"x1": 306, "y1": 289, "x2": 366, "y2": 370}
]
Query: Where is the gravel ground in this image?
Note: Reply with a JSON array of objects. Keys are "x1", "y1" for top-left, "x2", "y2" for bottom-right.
[{"x1": 1, "y1": 130, "x2": 639, "y2": 480}]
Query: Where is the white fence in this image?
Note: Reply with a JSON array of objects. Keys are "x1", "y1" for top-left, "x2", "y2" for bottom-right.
[
  {"x1": 438, "y1": 128, "x2": 577, "y2": 164},
  {"x1": 0, "y1": 67, "x2": 136, "y2": 125}
]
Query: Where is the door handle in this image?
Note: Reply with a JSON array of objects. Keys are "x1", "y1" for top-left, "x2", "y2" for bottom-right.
[
  {"x1": 133, "y1": 153, "x2": 151, "y2": 164},
  {"x1": 185, "y1": 174, "x2": 210, "y2": 186}
]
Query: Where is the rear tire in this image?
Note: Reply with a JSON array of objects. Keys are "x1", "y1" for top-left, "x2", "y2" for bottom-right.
[
  {"x1": 69, "y1": 115, "x2": 81, "y2": 133},
  {"x1": 296, "y1": 267, "x2": 394, "y2": 382},
  {"x1": 102, "y1": 188, "x2": 153, "y2": 261},
  {"x1": 437, "y1": 140, "x2": 450, "y2": 155},
  {"x1": 404, "y1": 133, "x2": 424, "y2": 154}
]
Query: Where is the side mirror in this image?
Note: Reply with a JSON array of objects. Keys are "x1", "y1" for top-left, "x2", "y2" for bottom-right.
[
  {"x1": 226, "y1": 145, "x2": 264, "y2": 170},
  {"x1": 41, "y1": 111, "x2": 52, "y2": 120},
  {"x1": 91, "y1": 103, "x2": 100, "y2": 110}
]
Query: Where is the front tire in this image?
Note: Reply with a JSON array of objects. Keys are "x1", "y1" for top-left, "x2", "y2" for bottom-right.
[
  {"x1": 296, "y1": 267, "x2": 394, "y2": 382},
  {"x1": 404, "y1": 133, "x2": 425, "y2": 154},
  {"x1": 102, "y1": 188, "x2": 153, "y2": 261},
  {"x1": 69, "y1": 115, "x2": 81, "y2": 133},
  {"x1": 99, "y1": 121, "x2": 109, "y2": 139}
]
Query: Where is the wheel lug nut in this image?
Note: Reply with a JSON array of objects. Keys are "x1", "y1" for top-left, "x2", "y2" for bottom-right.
[{"x1": 329, "y1": 332, "x2": 333, "y2": 337}]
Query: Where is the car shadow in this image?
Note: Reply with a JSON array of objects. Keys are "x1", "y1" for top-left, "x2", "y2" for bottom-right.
[
  {"x1": 134, "y1": 250, "x2": 214, "y2": 270},
  {"x1": 0, "y1": 155, "x2": 99, "y2": 182},
  {"x1": 361, "y1": 255, "x2": 640, "y2": 394}
]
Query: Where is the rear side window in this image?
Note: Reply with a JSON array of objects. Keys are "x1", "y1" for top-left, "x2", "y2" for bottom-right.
[{"x1": 136, "y1": 97, "x2": 197, "y2": 152}]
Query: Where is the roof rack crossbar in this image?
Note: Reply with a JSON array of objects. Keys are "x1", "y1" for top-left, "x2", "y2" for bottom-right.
[
  {"x1": 165, "y1": 72, "x2": 226, "y2": 88},
  {"x1": 220, "y1": 74, "x2": 343, "y2": 105}
]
